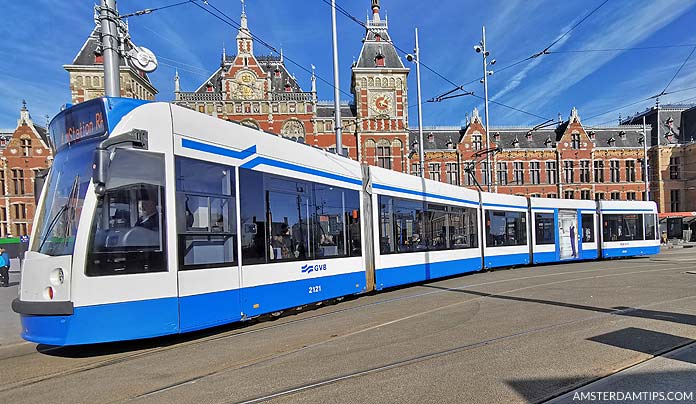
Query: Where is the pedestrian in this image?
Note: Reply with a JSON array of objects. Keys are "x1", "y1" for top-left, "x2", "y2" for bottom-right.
[{"x1": 0, "y1": 248, "x2": 8, "y2": 287}]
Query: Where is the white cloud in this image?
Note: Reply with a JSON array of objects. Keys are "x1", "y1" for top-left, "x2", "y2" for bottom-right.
[{"x1": 493, "y1": 0, "x2": 694, "y2": 121}]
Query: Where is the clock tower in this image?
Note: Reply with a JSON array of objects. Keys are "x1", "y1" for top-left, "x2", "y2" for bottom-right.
[{"x1": 351, "y1": 0, "x2": 410, "y2": 171}]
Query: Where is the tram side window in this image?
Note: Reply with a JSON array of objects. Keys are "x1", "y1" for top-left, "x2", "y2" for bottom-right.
[
  {"x1": 239, "y1": 168, "x2": 361, "y2": 265},
  {"x1": 535, "y1": 213, "x2": 555, "y2": 245},
  {"x1": 603, "y1": 214, "x2": 644, "y2": 241},
  {"x1": 175, "y1": 158, "x2": 236, "y2": 270},
  {"x1": 581, "y1": 214, "x2": 594, "y2": 243},
  {"x1": 644, "y1": 213, "x2": 657, "y2": 240},
  {"x1": 449, "y1": 206, "x2": 478, "y2": 249},
  {"x1": 86, "y1": 151, "x2": 167, "y2": 276},
  {"x1": 486, "y1": 210, "x2": 527, "y2": 247},
  {"x1": 313, "y1": 183, "x2": 361, "y2": 258},
  {"x1": 378, "y1": 195, "x2": 478, "y2": 254}
]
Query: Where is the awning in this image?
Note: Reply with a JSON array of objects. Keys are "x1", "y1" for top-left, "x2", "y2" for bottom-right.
[{"x1": 658, "y1": 212, "x2": 696, "y2": 219}]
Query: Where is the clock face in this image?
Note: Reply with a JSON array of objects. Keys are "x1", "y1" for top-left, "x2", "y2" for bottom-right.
[{"x1": 372, "y1": 93, "x2": 393, "y2": 114}]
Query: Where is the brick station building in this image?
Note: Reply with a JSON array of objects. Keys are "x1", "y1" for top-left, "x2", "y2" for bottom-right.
[
  {"x1": 412, "y1": 107, "x2": 650, "y2": 201},
  {"x1": 0, "y1": 102, "x2": 53, "y2": 238},
  {"x1": 174, "y1": 0, "x2": 410, "y2": 169}
]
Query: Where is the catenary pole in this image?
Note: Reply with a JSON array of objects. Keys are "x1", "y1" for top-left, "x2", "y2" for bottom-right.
[
  {"x1": 482, "y1": 26, "x2": 491, "y2": 191},
  {"x1": 100, "y1": 0, "x2": 121, "y2": 97},
  {"x1": 330, "y1": 0, "x2": 343, "y2": 156},
  {"x1": 414, "y1": 28, "x2": 425, "y2": 178},
  {"x1": 643, "y1": 116, "x2": 650, "y2": 201}
]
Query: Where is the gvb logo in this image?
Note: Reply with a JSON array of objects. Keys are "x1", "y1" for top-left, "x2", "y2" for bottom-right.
[{"x1": 301, "y1": 263, "x2": 328, "y2": 274}]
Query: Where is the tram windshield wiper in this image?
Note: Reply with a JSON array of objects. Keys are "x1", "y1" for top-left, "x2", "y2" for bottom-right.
[{"x1": 37, "y1": 175, "x2": 80, "y2": 254}]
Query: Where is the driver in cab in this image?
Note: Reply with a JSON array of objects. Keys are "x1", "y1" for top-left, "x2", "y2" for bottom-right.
[{"x1": 135, "y1": 199, "x2": 159, "y2": 231}]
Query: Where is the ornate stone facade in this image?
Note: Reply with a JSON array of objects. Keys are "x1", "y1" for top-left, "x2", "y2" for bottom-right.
[{"x1": 174, "y1": 0, "x2": 408, "y2": 164}]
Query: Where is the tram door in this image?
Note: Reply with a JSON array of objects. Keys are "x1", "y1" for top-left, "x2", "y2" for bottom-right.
[
  {"x1": 175, "y1": 158, "x2": 243, "y2": 333},
  {"x1": 558, "y1": 209, "x2": 579, "y2": 260}
]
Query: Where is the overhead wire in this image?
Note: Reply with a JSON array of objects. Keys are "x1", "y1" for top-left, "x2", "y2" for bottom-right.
[
  {"x1": 657, "y1": 45, "x2": 696, "y2": 96},
  {"x1": 119, "y1": 0, "x2": 195, "y2": 19},
  {"x1": 325, "y1": 0, "x2": 551, "y2": 122},
  {"x1": 547, "y1": 44, "x2": 696, "y2": 54},
  {"x1": 584, "y1": 86, "x2": 696, "y2": 125},
  {"x1": 431, "y1": 0, "x2": 610, "y2": 102}
]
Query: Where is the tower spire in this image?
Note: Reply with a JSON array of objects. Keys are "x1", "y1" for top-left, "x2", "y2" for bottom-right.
[
  {"x1": 236, "y1": 0, "x2": 253, "y2": 56},
  {"x1": 371, "y1": 0, "x2": 380, "y2": 21},
  {"x1": 174, "y1": 69, "x2": 180, "y2": 93}
]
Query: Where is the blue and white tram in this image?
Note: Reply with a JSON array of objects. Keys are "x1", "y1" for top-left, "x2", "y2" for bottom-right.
[
  {"x1": 12, "y1": 98, "x2": 660, "y2": 346},
  {"x1": 530, "y1": 198, "x2": 598, "y2": 264},
  {"x1": 481, "y1": 193, "x2": 530, "y2": 269},
  {"x1": 370, "y1": 166, "x2": 481, "y2": 290},
  {"x1": 599, "y1": 200, "x2": 660, "y2": 258}
]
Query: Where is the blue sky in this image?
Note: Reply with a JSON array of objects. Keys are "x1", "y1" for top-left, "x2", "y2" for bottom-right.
[{"x1": 1, "y1": 0, "x2": 696, "y2": 130}]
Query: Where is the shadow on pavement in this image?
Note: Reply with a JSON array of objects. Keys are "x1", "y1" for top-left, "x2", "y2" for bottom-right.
[
  {"x1": 588, "y1": 327, "x2": 695, "y2": 365},
  {"x1": 35, "y1": 319, "x2": 260, "y2": 358},
  {"x1": 422, "y1": 285, "x2": 696, "y2": 327},
  {"x1": 507, "y1": 370, "x2": 696, "y2": 404}
]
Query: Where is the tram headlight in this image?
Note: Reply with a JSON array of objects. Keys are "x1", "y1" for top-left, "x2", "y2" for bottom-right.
[
  {"x1": 49, "y1": 268, "x2": 65, "y2": 286},
  {"x1": 44, "y1": 287, "x2": 55, "y2": 300}
]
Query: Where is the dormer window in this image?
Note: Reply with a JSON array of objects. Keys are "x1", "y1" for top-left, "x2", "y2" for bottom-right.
[
  {"x1": 618, "y1": 130, "x2": 626, "y2": 139},
  {"x1": 375, "y1": 46, "x2": 385, "y2": 67},
  {"x1": 274, "y1": 67, "x2": 281, "y2": 77},
  {"x1": 608, "y1": 137, "x2": 616, "y2": 146},
  {"x1": 588, "y1": 130, "x2": 596, "y2": 140},
  {"x1": 446, "y1": 138, "x2": 453, "y2": 149},
  {"x1": 427, "y1": 133, "x2": 435, "y2": 143},
  {"x1": 639, "y1": 136, "x2": 645, "y2": 146},
  {"x1": 21, "y1": 138, "x2": 32, "y2": 156},
  {"x1": 206, "y1": 82, "x2": 213, "y2": 92},
  {"x1": 526, "y1": 131, "x2": 533, "y2": 140},
  {"x1": 284, "y1": 84, "x2": 292, "y2": 92},
  {"x1": 512, "y1": 137, "x2": 520, "y2": 148},
  {"x1": 375, "y1": 34, "x2": 381, "y2": 42},
  {"x1": 493, "y1": 132, "x2": 500, "y2": 141},
  {"x1": 544, "y1": 137, "x2": 552, "y2": 148}
]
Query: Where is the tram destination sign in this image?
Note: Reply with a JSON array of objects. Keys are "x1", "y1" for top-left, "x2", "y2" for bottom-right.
[{"x1": 50, "y1": 100, "x2": 107, "y2": 151}]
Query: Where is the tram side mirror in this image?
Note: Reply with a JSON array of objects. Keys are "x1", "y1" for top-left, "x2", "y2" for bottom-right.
[
  {"x1": 33, "y1": 168, "x2": 50, "y2": 205},
  {"x1": 93, "y1": 149, "x2": 110, "y2": 198},
  {"x1": 92, "y1": 129, "x2": 149, "y2": 198}
]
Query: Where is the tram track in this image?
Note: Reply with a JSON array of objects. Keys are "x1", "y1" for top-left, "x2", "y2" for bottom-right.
[
  {"x1": 0, "y1": 259, "x2": 683, "y2": 398},
  {"x1": 231, "y1": 294, "x2": 696, "y2": 404},
  {"x1": 126, "y1": 262, "x2": 690, "y2": 403}
]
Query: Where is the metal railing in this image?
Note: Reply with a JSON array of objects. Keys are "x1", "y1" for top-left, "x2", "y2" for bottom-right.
[
  {"x1": 270, "y1": 92, "x2": 314, "y2": 102},
  {"x1": 176, "y1": 92, "x2": 223, "y2": 102}
]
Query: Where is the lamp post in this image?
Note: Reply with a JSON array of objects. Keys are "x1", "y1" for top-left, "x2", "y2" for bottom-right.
[
  {"x1": 406, "y1": 28, "x2": 425, "y2": 178},
  {"x1": 474, "y1": 26, "x2": 495, "y2": 191},
  {"x1": 330, "y1": 0, "x2": 343, "y2": 156}
]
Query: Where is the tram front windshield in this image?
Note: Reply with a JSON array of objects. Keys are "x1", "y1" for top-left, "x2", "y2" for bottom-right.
[{"x1": 34, "y1": 142, "x2": 94, "y2": 256}]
